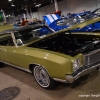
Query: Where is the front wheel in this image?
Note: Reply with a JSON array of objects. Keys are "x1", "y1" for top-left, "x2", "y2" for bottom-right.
[
  {"x1": 0, "y1": 62, "x2": 4, "y2": 68},
  {"x1": 33, "y1": 66, "x2": 57, "y2": 90}
]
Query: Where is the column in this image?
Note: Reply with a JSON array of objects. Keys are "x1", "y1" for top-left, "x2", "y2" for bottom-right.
[
  {"x1": 54, "y1": 0, "x2": 58, "y2": 12},
  {"x1": 2, "y1": 11, "x2": 7, "y2": 23}
]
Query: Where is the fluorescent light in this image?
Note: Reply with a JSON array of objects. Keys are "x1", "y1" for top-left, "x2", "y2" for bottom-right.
[
  {"x1": 34, "y1": 2, "x2": 36, "y2": 4},
  {"x1": 6, "y1": 15, "x2": 8, "y2": 17},
  {"x1": 11, "y1": 3, "x2": 15, "y2": 6},
  {"x1": 35, "y1": 4, "x2": 41, "y2": 7},
  {"x1": 8, "y1": 0, "x2": 12, "y2": 1}
]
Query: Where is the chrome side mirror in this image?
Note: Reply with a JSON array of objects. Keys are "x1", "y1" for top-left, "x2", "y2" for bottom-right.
[{"x1": 16, "y1": 39, "x2": 23, "y2": 46}]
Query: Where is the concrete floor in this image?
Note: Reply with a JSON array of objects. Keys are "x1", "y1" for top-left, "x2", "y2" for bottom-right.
[{"x1": 0, "y1": 65, "x2": 100, "y2": 100}]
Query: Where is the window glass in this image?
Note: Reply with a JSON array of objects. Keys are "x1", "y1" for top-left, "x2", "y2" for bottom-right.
[
  {"x1": 14, "y1": 26, "x2": 53, "y2": 45},
  {"x1": 0, "y1": 34, "x2": 14, "y2": 46}
]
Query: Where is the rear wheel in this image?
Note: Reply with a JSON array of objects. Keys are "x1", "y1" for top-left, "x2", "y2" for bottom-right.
[{"x1": 33, "y1": 66, "x2": 57, "y2": 90}]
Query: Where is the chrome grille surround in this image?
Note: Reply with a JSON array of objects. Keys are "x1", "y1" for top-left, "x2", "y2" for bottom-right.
[{"x1": 83, "y1": 49, "x2": 100, "y2": 66}]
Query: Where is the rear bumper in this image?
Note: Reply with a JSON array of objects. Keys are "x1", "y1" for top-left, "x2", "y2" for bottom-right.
[{"x1": 66, "y1": 62, "x2": 100, "y2": 83}]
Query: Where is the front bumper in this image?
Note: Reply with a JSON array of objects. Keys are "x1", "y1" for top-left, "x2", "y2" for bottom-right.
[{"x1": 66, "y1": 61, "x2": 100, "y2": 83}]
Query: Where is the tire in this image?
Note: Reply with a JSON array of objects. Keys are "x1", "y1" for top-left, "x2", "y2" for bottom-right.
[
  {"x1": 32, "y1": 66, "x2": 57, "y2": 90},
  {"x1": 0, "y1": 62, "x2": 4, "y2": 68}
]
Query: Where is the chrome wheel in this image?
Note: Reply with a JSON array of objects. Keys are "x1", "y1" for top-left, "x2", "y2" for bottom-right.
[{"x1": 34, "y1": 66, "x2": 50, "y2": 88}]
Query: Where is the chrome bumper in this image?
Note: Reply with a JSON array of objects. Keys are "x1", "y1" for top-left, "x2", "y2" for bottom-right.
[{"x1": 66, "y1": 62, "x2": 100, "y2": 83}]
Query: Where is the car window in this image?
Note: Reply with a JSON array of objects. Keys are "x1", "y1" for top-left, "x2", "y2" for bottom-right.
[
  {"x1": 0, "y1": 34, "x2": 14, "y2": 46},
  {"x1": 14, "y1": 26, "x2": 53, "y2": 46},
  {"x1": 56, "y1": 18, "x2": 76, "y2": 26},
  {"x1": 56, "y1": 18, "x2": 68, "y2": 26}
]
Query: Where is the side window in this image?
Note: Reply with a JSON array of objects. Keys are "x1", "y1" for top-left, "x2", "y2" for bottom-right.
[{"x1": 0, "y1": 34, "x2": 14, "y2": 46}]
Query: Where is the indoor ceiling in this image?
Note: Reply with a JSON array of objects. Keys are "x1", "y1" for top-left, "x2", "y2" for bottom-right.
[{"x1": 0, "y1": 0, "x2": 57, "y2": 13}]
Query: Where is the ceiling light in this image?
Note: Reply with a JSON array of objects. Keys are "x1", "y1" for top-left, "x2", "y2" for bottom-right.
[
  {"x1": 6, "y1": 15, "x2": 9, "y2": 17},
  {"x1": 11, "y1": 3, "x2": 15, "y2": 6},
  {"x1": 51, "y1": 0, "x2": 53, "y2": 3},
  {"x1": 35, "y1": 4, "x2": 41, "y2": 7},
  {"x1": 8, "y1": 0, "x2": 12, "y2": 2},
  {"x1": 34, "y1": 2, "x2": 36, "y2": 5}
]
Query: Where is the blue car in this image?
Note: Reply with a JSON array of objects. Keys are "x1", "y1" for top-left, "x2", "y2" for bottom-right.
[
  {"x1": 43, "y1": 13, "x2": 100, "y2": 32},
  {"x1": 43, "y1": 14, "x2": 68, "y2": 31}
]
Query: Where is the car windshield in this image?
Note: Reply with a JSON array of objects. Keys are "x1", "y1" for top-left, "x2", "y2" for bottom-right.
[
  {"x1": 56, "y1": 17, "x2": 85, "y2": 26},
  {"x1": 56, "y1": 18, "x2": 68, "y2": 26},
  {"x1": 14, "y1": 26, "x2": 53, "y2": 45}
]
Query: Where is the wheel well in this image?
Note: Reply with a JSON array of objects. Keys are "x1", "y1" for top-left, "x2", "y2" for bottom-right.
[{"x1": 29, "y1": 63, "x2": 40, "y2": 72}]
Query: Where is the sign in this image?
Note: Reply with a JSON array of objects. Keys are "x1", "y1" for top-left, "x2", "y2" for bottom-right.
[{"x1": 0, "y1": 12, "x2": 4, "y2": 22}]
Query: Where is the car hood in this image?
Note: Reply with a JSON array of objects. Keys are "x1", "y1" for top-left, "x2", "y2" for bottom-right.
[{"x1": 26, "y1": 17, "x2": 100, "y2": 47}]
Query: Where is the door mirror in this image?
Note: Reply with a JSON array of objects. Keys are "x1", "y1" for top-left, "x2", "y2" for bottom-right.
[{"x1": 16, "y1": 39, "x2": 23, "y2": 46}]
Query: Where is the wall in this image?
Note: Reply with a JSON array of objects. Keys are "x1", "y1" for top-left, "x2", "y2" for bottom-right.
[
  {"x1": 7, "y1": 0, "x2": 100, "y2": 22},
  {"x1": 38, "y1": 0, "x2": 99, "y2": 20},
  {"x1": 9, "y1": 12, "x2": 39, "y2": 24}
]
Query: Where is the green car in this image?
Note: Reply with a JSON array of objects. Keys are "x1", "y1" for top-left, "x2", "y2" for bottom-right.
[{"x1": 0, "y1": 18, "x2": 100, "y2": 90}]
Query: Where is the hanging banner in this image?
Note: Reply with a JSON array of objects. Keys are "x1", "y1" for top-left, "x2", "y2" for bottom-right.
[{"x1": 0, "y1": 12, "x2": 4, "y2": 22}]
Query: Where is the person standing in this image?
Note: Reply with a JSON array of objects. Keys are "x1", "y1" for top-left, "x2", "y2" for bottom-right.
[{"x1": 21, "y1": 18, "x2": 28, "y2": 26}]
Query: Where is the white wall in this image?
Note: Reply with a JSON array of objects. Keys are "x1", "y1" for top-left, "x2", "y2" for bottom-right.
[
  {"x1": 38, "y1": 0, "x2": 100, "y2": 20},
  {"x1": 14, "y1": 0, "x2": 100, "y2": 21},
  {"x1": 45, "y1": 4, "x2": 55, "y2": 14},
  {"x1": 38, "y1": 4, "x2": 55, "y2": 20},
  {"x1": 38, "y1": 7, "x2": 46, "y2": 20},
  {"x1": 32, "y1": 12, "x2": 39, "y2": 19}
]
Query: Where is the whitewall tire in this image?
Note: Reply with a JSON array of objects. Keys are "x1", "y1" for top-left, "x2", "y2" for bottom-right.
[{"x1": 33, "y1": 66, "x2": 57, "y2": 90}]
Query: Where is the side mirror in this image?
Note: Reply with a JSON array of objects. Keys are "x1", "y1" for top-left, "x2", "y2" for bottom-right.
[{"x1": 16, "y1": 39, "x2": 23, "y2": 46}]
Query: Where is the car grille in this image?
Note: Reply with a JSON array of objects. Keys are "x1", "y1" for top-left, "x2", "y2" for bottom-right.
[{"x1": 84, "y1": 49, "x2": 100, "y2": 66}]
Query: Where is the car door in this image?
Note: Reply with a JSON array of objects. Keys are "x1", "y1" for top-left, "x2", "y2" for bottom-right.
[
  {"x1": 0, "y1": 46, "x2": 5, "y2": 61},
  {"x1": 0, "y1": 34, "x2": 19, "y2": 66},
  {"x1": 1, "y1": 46, "x2": 20, "y2": 66}
]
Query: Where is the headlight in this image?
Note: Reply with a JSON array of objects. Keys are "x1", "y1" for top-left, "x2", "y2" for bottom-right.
[{"x1": 73, "y1": 58, "x2": 80, "y2": 72}]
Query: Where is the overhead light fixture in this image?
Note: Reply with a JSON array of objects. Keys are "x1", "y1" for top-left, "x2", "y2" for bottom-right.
[
  {"x1": 11, "y1": 3, "x2": 15, "y2": 6},
  {"x1": 51, "y1": 0, "x2": 53, "y2": 3},
  {"x1": 35, "y1": 4, "x2": 41, "y2": 7},
  {"x1": 6, "y1": 15, "x2": 9, "y2": 17},
  {"x1": 34, "y1": 2, "x2": 36, "y2": 5},
  {"x1": 8, "y1": 0, "x2": 12, "y2": 2}
]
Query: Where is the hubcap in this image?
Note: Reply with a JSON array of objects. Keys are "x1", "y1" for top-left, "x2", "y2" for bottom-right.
[{"x1": 34, "y1": 66, "x2": 50, "y2": 87}]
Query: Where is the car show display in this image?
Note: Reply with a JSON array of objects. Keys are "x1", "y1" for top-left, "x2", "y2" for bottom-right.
[
  {"x1": 1, "y1": 2, "x2": 100, "y2": 100},
  {"x1": 43, "y1": 8, "x2": 100, "y2": 32},
  {"x1": 0, "y1": 17, "x2": 100, "y2": 89}
]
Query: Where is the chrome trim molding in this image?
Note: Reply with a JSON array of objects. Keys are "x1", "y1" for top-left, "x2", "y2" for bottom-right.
[
  {"x1": 84, "y1": 49, "x2": 100, "y2": 66},
  {"x1": 85, "y1": 49, "x2": 100, "y2": 56},
  {"x1": 11, "y1": 32, "x2": 18, "y2": 48},
  {"x1": 0, "y1": 60, "x2": 31, "y2": 73}
]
